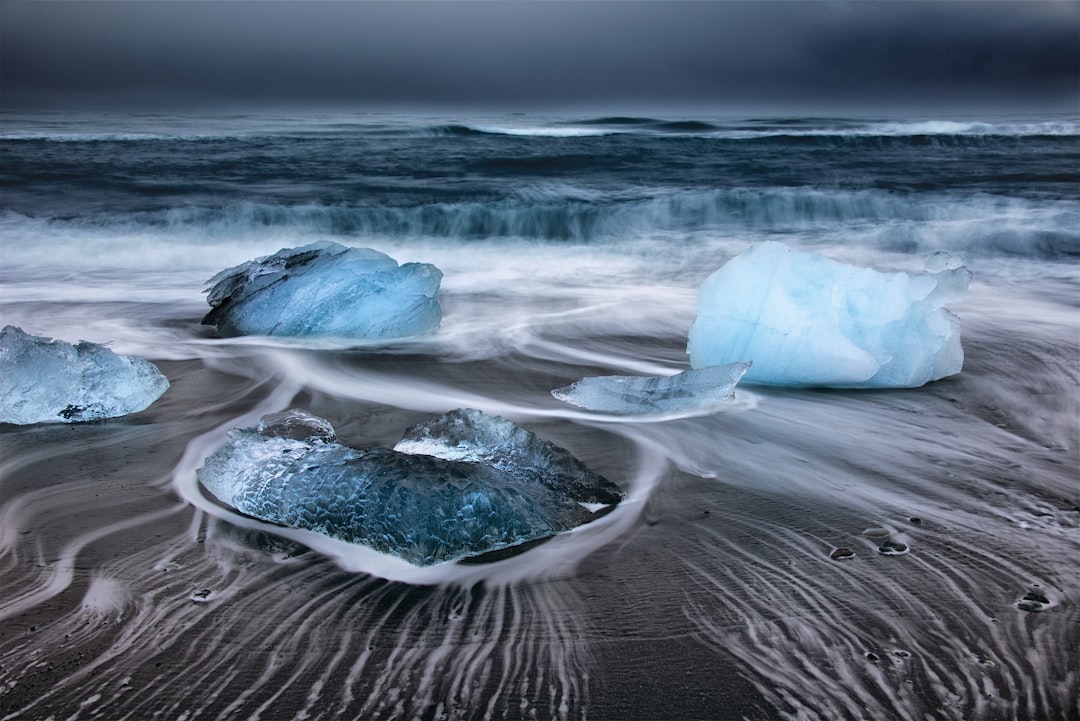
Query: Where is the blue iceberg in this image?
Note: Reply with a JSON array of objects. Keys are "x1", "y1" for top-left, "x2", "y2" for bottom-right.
[
  {"x1": 197, "y1": 409, "x2": 621, "y2": 566},
  {"x1": 550, "y1": 362, "x2": 752, "y2": 414},
  {"x1": 0, "y1": 326, "x2": 169, "y2": 425},
  {"x1": 687, "y1": 242, "x2": 971, "y2": 388},
  {"x1": 202, "y1": 241, "x2": 442, "y2": 339}
]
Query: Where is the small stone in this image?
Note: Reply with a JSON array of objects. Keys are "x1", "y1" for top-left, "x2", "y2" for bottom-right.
[
  {"x1": 829, "y1": 547, "x2": 856, "y2": 560},
  {"x1": 1018, "y1": 590, "x2": 1050, "y2": 611},
  {"x1": 863, "y1": 527, "x2": 892, "y2": 540},
  {"x1": 865, "y1": 652, "x2": 880, "y2": 663},
  {"x1": 878, "y1": 541, "x2": 909, "y2": 555},
  {"x1": 1022, "y1": 591, "x2": 1050, "y2": 604}
]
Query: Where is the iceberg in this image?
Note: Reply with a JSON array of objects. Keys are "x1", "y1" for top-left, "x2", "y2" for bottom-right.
[
  {"x1": 550, "y1": 362, "x2": 751, "y2": 414},
  {"x1": 197, "y1": 409, "x2": 621, "y2": 566},
  {"x1": 202, "y1": 241, "x2": 442, "y2": 339},
  {"x1": 687, "y1": 242, "x2": 971, "y2": 388},
  {"x1": 0, "y1": 325, "x2": 169, "y2": 425}
]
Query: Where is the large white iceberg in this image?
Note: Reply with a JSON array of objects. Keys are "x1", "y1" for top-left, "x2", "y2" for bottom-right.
[
  {"x1": 550, "y1": 362, "x2": 751, "y2": 414},
  {"x1": 0, "y1": 326, "x2": 169, "y2": 425},
  {"x1": 197, "y1": 408, "x2": 621, "y2": 566},
  {"x1": 687, "y1": 242, "x2": 971, "y2": 388},
  {"x1": 202, "y1": 241, "x2": 442, "y2": 338}
]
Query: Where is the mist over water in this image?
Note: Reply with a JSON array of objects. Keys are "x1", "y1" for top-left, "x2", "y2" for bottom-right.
[{"x1": 1, "y1": 112, "x2": 1077, "y2": 720}]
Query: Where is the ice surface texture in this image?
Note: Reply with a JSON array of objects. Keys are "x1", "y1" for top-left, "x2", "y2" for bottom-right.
[
  {"x1": 687, "y1": 242, "x2": 971, "y2": 388},
  {"x1": 202, "y1": 241, "x2": 442, "y2": 338},
  {"x1": 394, "y1": 408, "x2": 623, "y2": 505},
  {"x1": 0, "y1": 326, "x2": 169, "y2": 425},
  {"x1": 551, "y1": 362, "x2": 752, "y2": 414},
  {"x1": 197, "y1": 409, "x2": 622, "y2": 566}
]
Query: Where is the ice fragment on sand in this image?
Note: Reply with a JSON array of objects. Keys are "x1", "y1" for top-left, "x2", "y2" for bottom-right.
[
  {"x1": 198, "y1": 408, "x2": 621, "y2": 566},
  {"x1": 0, "y1": 325, "x2": 169, "y2": 425},
  {"x1": 202, "y1": 241, "x2": 442, "y2": 338},
  {"x1": 257, "y1": 408, "x2": 337, "y2": 443},
  {"x1": 550, "y1": 362, "x2": 751, "y2": 414},
  {"x1": 687, "y1": 242, "x2": 971, "y2": 388},
  {"x1": 394, "y1": 408, "x2": 623, "y2": 505}
]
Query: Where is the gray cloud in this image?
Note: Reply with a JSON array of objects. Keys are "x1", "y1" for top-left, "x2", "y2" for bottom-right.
[{"x1": 2, "y1": 1, "x2": 1076, "y2": 112}]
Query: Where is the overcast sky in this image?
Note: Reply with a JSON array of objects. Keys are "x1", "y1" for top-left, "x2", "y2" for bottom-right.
[{"x1": 2, "y1": 1, "x2": 1077, "y2": 114}]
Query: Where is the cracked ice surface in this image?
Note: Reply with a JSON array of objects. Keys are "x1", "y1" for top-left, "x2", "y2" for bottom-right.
[{"x1": 197, "y1": 409, "x2": 621, "y2": 566}]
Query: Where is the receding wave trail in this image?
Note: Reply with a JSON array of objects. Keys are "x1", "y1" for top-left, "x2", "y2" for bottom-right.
[
  {"x1": 0, "y1": 522, "x2": 598, "y2": 721},
  {"x1": 0, "y1": 346, "x2": 647, "y2": 720},
  {"x1": 580, "y1": 299, "x2": 1077, "y2": 720},
  {"x1": 662, "y1": 387, "x2": 1078, "y2": 721}
]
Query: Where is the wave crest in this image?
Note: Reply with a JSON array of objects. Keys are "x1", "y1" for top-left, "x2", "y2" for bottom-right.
[{"x1": 6, "y1": 187, "x2": 1075, "y2": 259}]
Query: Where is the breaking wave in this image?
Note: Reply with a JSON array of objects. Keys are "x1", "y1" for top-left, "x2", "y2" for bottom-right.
[
  {"x1": 3, "y1": 187, "x2": 1077, "y2": 260},
  {"x1": 424, "y1": 116, "x2": 1080, "y2": 141},
  {"x1": 8, "y1": 114, "x2": 1075, "y2": 143}
]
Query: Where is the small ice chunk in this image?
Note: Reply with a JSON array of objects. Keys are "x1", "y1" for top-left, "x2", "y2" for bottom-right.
[
  {"x1": 198, "y1": 409, "x2": 621, "y2": 566},
  {"x1": 394, "y1": 408, "x2": 623, "y2": 506},
  {"x1": 202, "y1": 241, "x2": 442, "y2": 339},
  {"x1": 257, "y1": 408, "x2": 337, "y2": 443},
  {"x1": 0, "y1": 326, "x2": 169, "y2": 425},
  {"x1": 687, "y1": 242, "x2": 971, "y2": 388},
  {"x1": 550, "y1": 362, "x2": 751, "y2": 414}
]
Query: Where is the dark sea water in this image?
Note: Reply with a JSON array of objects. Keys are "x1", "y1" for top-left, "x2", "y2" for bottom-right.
[{"x1": 1, "y1": 112, "x2": 1078, "y2": 720}]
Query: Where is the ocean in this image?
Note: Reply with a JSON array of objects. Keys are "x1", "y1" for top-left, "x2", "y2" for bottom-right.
[{"x1": 1, "y1": 111, "x2": 1077, "y2": 720}]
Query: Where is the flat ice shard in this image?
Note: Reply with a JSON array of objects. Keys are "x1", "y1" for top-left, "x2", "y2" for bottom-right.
[
  {"x1": 687, "y1": 242, "x2": 972, "y2": 388},
  {"x1": 202, "y1": 241, "x2": 442, "y2": 338},
  {"x1": 0, "y1": 326, "x2": 169, "y2": 425},
  {"x1": 550, "y1": 362, "x2": 751, "y2": 414},
  {"x1": 197, "y1": 409, "x2": 621, "y2": 566}
]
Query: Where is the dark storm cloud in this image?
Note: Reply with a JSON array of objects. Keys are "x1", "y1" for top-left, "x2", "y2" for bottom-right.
[{"x1": 1, "y1": 1, "x2": 1077, "y2": 112}]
